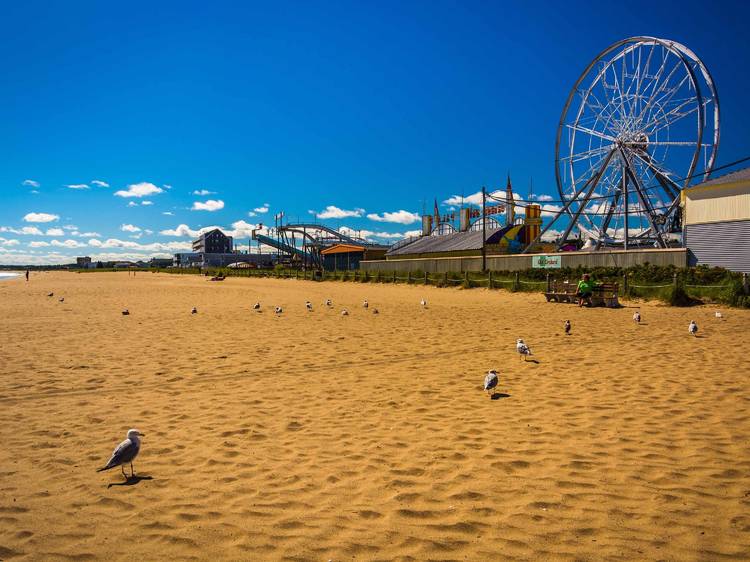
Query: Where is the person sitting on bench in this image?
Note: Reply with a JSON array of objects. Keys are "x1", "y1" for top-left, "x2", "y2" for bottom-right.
[{"x1": 576, "y1": 273, "x2": 596, "y2": 307}]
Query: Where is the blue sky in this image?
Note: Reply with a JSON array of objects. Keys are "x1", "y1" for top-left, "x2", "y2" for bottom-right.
[{"x1": 1, "y1": 0, "x2": 749, "y2": 264}]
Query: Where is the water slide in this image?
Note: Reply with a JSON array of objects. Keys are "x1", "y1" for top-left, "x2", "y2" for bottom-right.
[{"x1": 255, "y1": 233, "x2": 307, "y2": 257}]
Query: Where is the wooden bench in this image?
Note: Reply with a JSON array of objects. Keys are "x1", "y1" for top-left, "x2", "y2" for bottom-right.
[
  {"x1": 544, "y1": 281, "x2": 578, "y2": 303},
  {"x1": 590, "y1": 283, "x2": 619, "y2": 308},
  {"x1": 545, "y1": 281, "x2": 619, "y2": 308}
]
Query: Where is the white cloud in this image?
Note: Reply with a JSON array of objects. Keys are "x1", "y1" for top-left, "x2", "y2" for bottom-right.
[
  {"x1": 163, "y1": 184, "x2": 172, "y2": 190},
  {"x1": 366, "y1": 210, "x2": 420, "y2": 224},
  {"x1": 535, "y1": 194, "x2": 554, "y2": 202},
  {"x1": 22, "y1": 179, "x2": 40, "y2": 188},
  {"x1": 23, "y1": 212, "x2": 59, "y2": 223},
  {"x1": 51, "y1": 239, "x2": 87, "y2": 248},
  {"x1": 91, "y1": 180, "x2": 109, "y2": 187},
  {"x1": 0, "y1": 237, "x2": 20, "y2": 246},
  {"x1": 226, "y1": 220, "x2": 256, "y2": 238},
  {"x1": 28, "y1": 240, "x2": 50, "y2": 247},
  {"x1": 144, "y1": 229, "x2": 153, "y2": 235},
  {"x1": 338, "y1": 226, "x2": 416, "y2": 241},
  {"x1": 30, "y1": 190, "x2": 40, "y2": 194},
  {"x1": 162, "y1": 211, "x2": 174, "y2": 216},
  {"x1": 540, "y1": 204, "x2": 563, "y2": 217},
  {"x1": 127, "y1": 202, "x2": 138, "y2": 207},
  {"x1": 120, "y1": 224, "x2": 141, "y2": 233},
  {"x1": 88, "y1": 238, "x2": 192, "y2": 252},
  {"x1": 160, "y1": 224, "x2": 200, "y2": 237},
  {"x1": 314, "y1": 206, "x2": 364, "y2": 219},
  {"x1": 191, "y1": 199, "x2": 224, "y2": 212},
  {"x1": 192, "y1": 189, "x2": 215, "y2": 195},
  {"x1": 160, "y1": 221, "x2": 262, "y2": 239},
  {"x1": 0, "y1": 225, "x2": 44, "y2": 235},
  {"x1": 114, "y1": 182, "x2": 164, "y2": 198},
  {"x1": 253, "y1": 204, "x2": 269, "y2": 214},
  {"x1": 46, "y1": 228, "x2": 65, "y2": 236},
  {"x1": 66, "y1": 183, "x2": 89, "y2": 190},
  {"x1": 63, "y1": 224, "x2": 78, "y2": 231},
  {"x1": 141, "y1": 200, "x2": 154, "y2": 206}
]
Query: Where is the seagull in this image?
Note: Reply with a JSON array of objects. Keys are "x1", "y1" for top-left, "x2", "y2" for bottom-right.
[
  {"x1": 58, "y1": 297, "x2": 64, "y2": 303},
  {"x1": 633, "y1": 311, "x2": 641, "y2": 323},
  {"x1": 191, "y1": 307, "x2": 198, "y2": 314},
  {"x1": 97, "y1": 428, "x2": 144, "y2": 479},
  {"x1": 122, "y1": 309, "x2": 129, "y2": 316},
  {"x1": 306, "y1": 301, "x2": 313, "y2": 312},
  {"x1": 564, "y1": 320, "x2": 571, "y2": 335},
  {"x1": 325, "y1": 299, "x2": 333, "y2": 307},
  {"x1": 715, "y1": 311, "x2": 723, "y2": 319},
  {"x1": 274, "y1": 306, "x2": 283, "y2": 315},
  {"x1": 516, "y1": 339, "x2": 533, "y2": 361},
  {"x1": 341, "y1": 309, "x2": 349, "y2": 316},
  {"x1": 420, "y1": 298, "x2": 427, "y2": 308},
  {"x1": 253, "y1": 302, "x2": 261, "y2": 311},
  {"x1": 373, "y1": 308, "x2": 379, "y2": 315},
  {"x1": 483, "y1": 370, "x2": 498, "y2": 398},
  {"x1": 363, "y1": 299, "x2": 369, "y2": 309},
  {"x1": 47, "y1": 292, "x2": 54, "y2": 297},
  {"x1": 689, "y1": 320, "x2": 698, "y2": 336}
]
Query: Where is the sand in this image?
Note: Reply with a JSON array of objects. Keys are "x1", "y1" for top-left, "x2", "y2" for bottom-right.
[{"x1": 0, "y1": 271, "x2": 749, "y2": 561}]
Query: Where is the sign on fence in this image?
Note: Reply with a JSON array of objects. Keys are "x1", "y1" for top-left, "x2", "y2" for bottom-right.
[{"x1": 532, "y1": 255, "x2": 561, "y2": 269}]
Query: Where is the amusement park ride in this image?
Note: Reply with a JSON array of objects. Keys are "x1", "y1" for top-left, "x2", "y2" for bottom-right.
[
  {"x1": 528, "y1": 36, "x2": 720, "y2": 252},
  {"x1": 257, "y1": 37, "x2": 721, "y2": 263}
]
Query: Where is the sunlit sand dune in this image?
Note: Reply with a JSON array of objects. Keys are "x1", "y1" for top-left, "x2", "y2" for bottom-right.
[{"x1": 0, "y1": 272, "x2": 748, "y2": 560}]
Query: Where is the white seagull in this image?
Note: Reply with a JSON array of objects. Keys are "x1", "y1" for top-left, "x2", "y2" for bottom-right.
[
  {"x1": 59, "y1": 297, "x2": 64, "y2": 303},
  {"x1": 420, "y1": 298, "x2": 427, "y2": 308},
  {"x1": 564, "y1": 320, "x2": 571, "y2": 335},
  {"x1": 483, "y1": 370, "x2": 499, "y2": 398},
  {"x1": 363, "y1": 299, "x2": 369, "y2": 309},
  {"x1": 253, "y1": 302, "x2": 261, "y2": 311},
  {"x1": 122, "y1": 308, "x2": 129, "y2": 316},
  {"x1": 325, "y1": 299, "x2": 333, "y2": 307},
  {"x1": 689, "y1": 320, "x2": 698, "y2": 336},
  {"x1": 306, "y1": 301, "x2": 313, "y2": 312},
  {"x1": 341, "y1": 309, "x2": 349, "y2": 316},
  {"x1": 274, "y1": 306, "x2": 283, "y2": 315},
  {"x1": 47, "y1": 292, "x2": 54, "y2": 297},
  {"x1": 191, "y1": 307, "x2": 198, "y2": 314},
  {"x1": 633, "y1": 311, "x2": 641, "y2": 323},
  {"x1": 97, "y1": 428, "x2": 145, "y2": 479},
  {"x1": 715, "y1": 311, "x2": 723, "y2": 319},
  {"x1": 516, "y1": 338, "x2": 533, "y2": 361}
]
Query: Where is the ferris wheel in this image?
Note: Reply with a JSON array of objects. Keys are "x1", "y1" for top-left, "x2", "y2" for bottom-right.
[{"x1": 554, "y1": 36, "x2": 719, "y2": 248}]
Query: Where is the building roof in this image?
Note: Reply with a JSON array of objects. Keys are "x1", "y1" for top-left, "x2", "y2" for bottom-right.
[
  {"x1": 320, "y1": 243, "x2": 366, "y2": 255},
  {"x1": 386, "y1": 228, "x2": 502, "y2": 256},
  {"x1": 691, "y1": 166, "x2": 750, "y2": 190}
]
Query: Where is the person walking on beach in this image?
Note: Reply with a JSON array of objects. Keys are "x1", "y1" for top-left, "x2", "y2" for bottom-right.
[
  {"x1": 25, "y1": 269, "x2": 29, "y2": 282},
  {"x1": 576, "y1": 273, "x2": 595, "y2": 307}
]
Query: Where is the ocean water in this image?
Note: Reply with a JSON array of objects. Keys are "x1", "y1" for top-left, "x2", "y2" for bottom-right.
[{"x1": 0, "y1": 272, "x2": 21, "y2": 281}]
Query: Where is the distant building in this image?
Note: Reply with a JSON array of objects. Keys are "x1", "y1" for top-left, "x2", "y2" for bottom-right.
[
  {"x1": 149, "y1": 257, "x2": 173, "y2": 268},
  {"x1": 76, "y1": 256, "x2": 92, "y2": 268},
  {"x1": 683, "y1": 167, "x2": 750, "y2": 273},
  {"x1": 320, "y1": 244, "x2": 387, "y2": 271},
  {"x1": 173, "y1": 252, "x2": 273, "y2": 268},
  {"x1": 193, "y1": 228, "x2": 233, "y2": 254}
]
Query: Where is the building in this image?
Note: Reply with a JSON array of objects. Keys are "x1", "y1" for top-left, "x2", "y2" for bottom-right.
[
  {"x1": 320, "y1": 244, "x2": 387, "y2": 270},
  {"x1": 148, "y1": 257, "x2": 174, "y2": 268},
  {"x1": 173, "y1": 252, "x2": 274, "y2": 268},
  {"x1": 683, "y1": 167, "x2": 750, "y2": 273},
  {"x1": 76, "y1": 256, "x2": 92, "y2": 268},
  {"x1": 193, "y1": 228, "x2": 234, "y2": 254}
]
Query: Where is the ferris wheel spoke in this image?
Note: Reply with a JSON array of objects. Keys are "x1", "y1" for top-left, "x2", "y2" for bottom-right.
[
  {"x1": 565, "y1": 123, "x2": 616, "y2": 142},
  {"x1": 633, "y1": 56, "x2": 684, "y2": 127},
  {"x1": 560, "y1": 144, "x2": 614, "y2": 163}
]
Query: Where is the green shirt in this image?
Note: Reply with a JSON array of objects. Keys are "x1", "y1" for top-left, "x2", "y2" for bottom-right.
[{"x1": 577, "y1": 279, "x2": 595, "y2": 293}]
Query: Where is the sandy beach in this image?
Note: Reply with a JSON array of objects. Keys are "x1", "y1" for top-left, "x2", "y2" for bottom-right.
[{"x1": 0, "y1": 271, "x2": 749, "y2": 561}]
